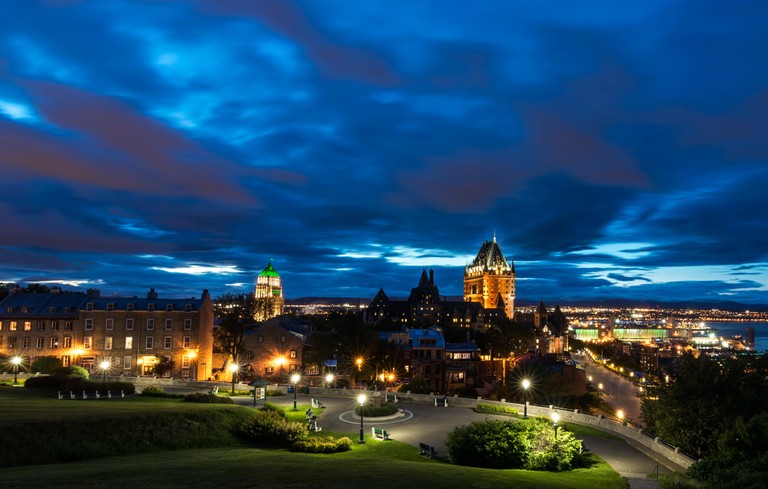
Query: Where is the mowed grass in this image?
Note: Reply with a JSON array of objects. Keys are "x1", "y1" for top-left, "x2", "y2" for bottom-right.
[
  {"x1": 0, "y1": 445, "x2": 627, "y2": 489},
  {"x1": 0, "y1": 387, "x2": 628, "y2": 489}
]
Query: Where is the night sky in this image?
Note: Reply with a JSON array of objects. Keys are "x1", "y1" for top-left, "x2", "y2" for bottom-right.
[{"x1": 1, "y1": 1, "x2": 767, "y2": 304}]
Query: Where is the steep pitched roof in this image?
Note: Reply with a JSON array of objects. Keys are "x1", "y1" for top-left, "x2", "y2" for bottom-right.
[
  {"x1": 259, "y1": 261, "x2": 280, "y2": 278},
  {"x1": 469, "y1": 236, "x2": 514, "y2": 273}
]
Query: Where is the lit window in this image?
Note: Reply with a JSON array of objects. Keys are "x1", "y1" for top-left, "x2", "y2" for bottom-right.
[
  {"x1": 125, "y1": 337, "x2": 133, "y2": 349},
  {"x1": 84, "y1": 336, "x2": 93, "y2": 350},
  {"x1": 105, "y1": 337, "x2": 113, "y2": 350}
]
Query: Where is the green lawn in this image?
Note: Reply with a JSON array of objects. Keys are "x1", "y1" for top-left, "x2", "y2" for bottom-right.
[{"x1": 0, "y1": 386, "x2": 628, "y2": 489}]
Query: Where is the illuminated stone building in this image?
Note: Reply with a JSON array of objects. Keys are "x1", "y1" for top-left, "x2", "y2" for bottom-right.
[
  {"x1": 0, "y1": 288, "x2": 214, "y2": 381},
  {"x1": 254, "y1": 261, "x2": 285, "y2": 321},
  {"x1": 242, "y1": 316, "x2": 308, "y2": 383},
  {"x1": 464, "y1": 234, "x2": 516, "y2": 319}
]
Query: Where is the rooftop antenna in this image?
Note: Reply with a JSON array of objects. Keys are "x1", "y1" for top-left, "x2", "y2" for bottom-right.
[{"x1": 493, "y1": 228, "x2": 496, "y2": 242}]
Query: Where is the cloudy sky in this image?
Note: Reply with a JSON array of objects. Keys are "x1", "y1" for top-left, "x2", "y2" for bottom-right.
[{"x1": 1, "y1": 0, "x2": 767, "y2": 304}]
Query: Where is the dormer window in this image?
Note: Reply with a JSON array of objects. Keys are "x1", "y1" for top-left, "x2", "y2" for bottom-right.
[
  {"x1": 166, "y1": 304, "x2": 173, "y2": 312},
  {"x1": 49, "y1": 307, "x2": 57, "y2": 313},
  {"x1": 22, "y1": 307, "x2": 30, "y2": 313},
  {"x1": 127, "y1": 303, "x2": 134, "y2": 311},
  {"x1": 148, "y1": 303, "x2": 155, "y2": 312},
  {"x1": 86, "y1": 303, "x2": 93, "y2": 311},
  {"x1": 185, "y1": 304, "x2": 192, "y2": 312},
  {"x1": 107, "y1": 303, "x2": 115, "y2": 311},
  {"x1": 6, "y1": 307, "x2": 14, "y2": 313}
]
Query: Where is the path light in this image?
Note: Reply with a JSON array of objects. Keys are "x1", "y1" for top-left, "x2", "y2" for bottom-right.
[
  {"x1": 228, "y1": 362, "x2": 239, "y2": 394},
  {"x1": 551, "y1": 411, "x2": 560, "y2": 441},
  {"x1": 617, "y1": 409, "x2": 624, "y2": 424},
  {"x1": 11, "y1": 356, "x2": 22, "y2": 384},
  {"x1": 522, "y1": 379, "x2": 531, "y2": 419},
  {"x1": 99, "y1": 359, "x2": 111, "y2": 385},
  {"x1": 357, "y1": 394, "x2": 367, "y2": 444},
  {"x1": 291, "y1": 373, "x2": 300, "y2": 411}
]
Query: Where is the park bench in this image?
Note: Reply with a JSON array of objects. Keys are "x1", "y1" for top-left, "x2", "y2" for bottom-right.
[
  {"x1": 311, "y1": 398, "x2": 324, "y2": 408},
  {"x1": 419, "y1": 442, "x2": 436, "y2": 458},
  {"x1": 371, "y1": 427, "x2": 390, "y2": 440},
  {"x1": 308, "y1": 419, "x2": 322, "y2": 432},
  {"x1": 210, "y1": 386, "x2": 219, "y2": 394},
  {"x1": 434, "y1": 397, "x2": 447, "y2": 407}
]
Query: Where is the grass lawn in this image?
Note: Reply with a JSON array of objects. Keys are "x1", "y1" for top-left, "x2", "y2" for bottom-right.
[{"x1": 0, "y1": 387, "x2": 628, "y2": 489}]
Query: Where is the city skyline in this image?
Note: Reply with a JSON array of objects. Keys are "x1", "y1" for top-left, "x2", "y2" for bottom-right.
[{"x1": 1, "y1": 1, "x2": 768, "y2": 304}]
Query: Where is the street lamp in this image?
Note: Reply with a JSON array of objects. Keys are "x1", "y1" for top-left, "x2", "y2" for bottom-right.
[
  {"x1": 598, "y1": 382, "x2": 604, "y2": 397},
  {"x1": 99, "y1": 359, "x2": 111, "y2": 385},
  {"x1": 522, "y1": 379, "x2": 530, "y2": 419},
  {"x1": 357, "y1": 393, "x2": 367, "y2": 444},
  {"x1": 228, "y1": 362, "x2": 239, "y2": 394},
  {"x1": 551, "y1": 412, "x2": 560, "y2": 441},
  {"x1": 291, "y1": 373, "x2": 300, "y2": 411},
  {"x1": 325, "y1": 373, "x2": 334, "y2": 388},
  {"x1": 617, "y1": 409, "x2": 624, "y2": 424},
  {"x1": 11, "y1": 356, "x2": 22, "y2": 385},
  {"x1": 355, "y1": 357, "x2": 363, "y2": 370}
]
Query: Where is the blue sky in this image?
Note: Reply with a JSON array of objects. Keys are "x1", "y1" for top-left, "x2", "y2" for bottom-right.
[{"x1": 1, "y1": 0, "x2": 767, "y2": 304}]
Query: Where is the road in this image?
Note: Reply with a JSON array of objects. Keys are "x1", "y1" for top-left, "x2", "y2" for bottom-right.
[{"x1": 572, "y1": 352, "x2": 644, "y2": 426}]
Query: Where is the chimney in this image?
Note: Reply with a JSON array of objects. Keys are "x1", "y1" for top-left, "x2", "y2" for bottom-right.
[
  {"x1": 429, "y1": 269, "x2": 434, "y2": 285},
  {"x1": 147, "y1": 288, "x2": 158, "y2": 300},
  {"x1": 87, "y1": 288, "x2": 100, "y2": 298}
]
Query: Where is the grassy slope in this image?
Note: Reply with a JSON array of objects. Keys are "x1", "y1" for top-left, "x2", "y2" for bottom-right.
[{"x1": 0, "y1": 387, "x2": 628, "y2": 489}]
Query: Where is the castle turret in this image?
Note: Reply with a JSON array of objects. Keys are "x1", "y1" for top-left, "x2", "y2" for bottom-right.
[{"x1": 464, "y1": 234, "x2": 515, "y2": 319}]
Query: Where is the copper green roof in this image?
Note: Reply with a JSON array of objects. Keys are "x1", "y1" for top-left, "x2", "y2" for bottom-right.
[{"x1": 259, "y1": 261, "x2": 280, "y2": 278}]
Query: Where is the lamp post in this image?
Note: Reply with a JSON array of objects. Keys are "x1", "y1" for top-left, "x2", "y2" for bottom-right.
[
  {"x1": 291, "y1": 373, "x2": 300, "y2": 411},
  {"x1": 228, "y1": 362, "x2": 239, "y2": 394},
  {"x1": 325, "y1": 373, "x2": 334, "y2": 390},
  {"x1": 617, "y1": 409, "x2": 624, "y2": 425},
  {"x1": 11, "y1": 356, "x2": 22, "y2": 384},
  {"x1": 522, "y1": 379, "x2": 530, "y2": 419},
  {"x1": 99, "y1": 359, "x2": 110, "y2": 385},
  {"x1": 357, "y1": 394, "x2": 367, "y2": 444},
  {"x1": 598, "y1": 382, "x2": 604, "y2": 398},
  {"x1": 551, "y1": 412, "x2": 560, "y2": 442}
]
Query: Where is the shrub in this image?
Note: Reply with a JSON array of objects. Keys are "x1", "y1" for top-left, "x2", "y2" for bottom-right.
[
  {"x1": 23, "y1": 376, "x2": 135, "y2": 394},
  {"x1": 445, "y1": 417, "x2": 583, "y2": 471},
  {"x1": 476, "y1": 403, "x2": 519, "y2": 416},
  {"x1": 291, "y1": 436, "x2": 353, "y2": 454},
  {"x1": 260, "y1": 402, "x2": 287, "y2": 417},
  {"x1": 266, "y1": 389, "x2": 285, "y2": 397},
  {"x1": 183, "y1": 393, "x2": 234, "y2": 404},
  {"x1": 31, "y1": 356, "x2": 62, "y2": 374},
  {"x1": 240, "y1": 411, "x2": 307, "y2": 447},
  {"x1": 53, "y1": 365, "x2": 89, "y2": 379},
  {"x1": 141, "y1": 386, "x2": 184, "y2": 399},
  {"x1": 355, "y1": 402, "x2": 398, "y2": 417}
]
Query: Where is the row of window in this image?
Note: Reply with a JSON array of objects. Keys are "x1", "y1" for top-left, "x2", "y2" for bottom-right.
[
  {"x1": 83, "y1": 318, "x2": 193, "y2": 331},
  {"x1": 85, "y1": 303, "x2": 194, "y2": 312},
  {"x1": 0, "y1": 321, "x2": 74, "y2": 332},
  {"x1": 1, "y1": 335, "x2": 193, "y2": 351}
]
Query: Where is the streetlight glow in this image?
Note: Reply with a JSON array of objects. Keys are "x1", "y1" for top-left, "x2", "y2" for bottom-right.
[
  {"x1": 325, "y1": 373, "x2": 334, "y2": 386},
  {"x1": 522, "y1": 379, "x2": 531, "y2": 419},
  {"x1": 99, "y1": 359, "x2": 111, "y2": 385},
  {"x1": 617, "y1": 409, "x2": 624, "y2": 423},
  {"x1": 551, "y1": 411, "x2": 560, "y2": 441},
  {"x1": 11, "y1": 356, "x2": 22, "y2": 385},
  {"x1": 228, "y1": 362, "x2": 239, "y2": 394},
  {"x1": 357, "y1": 394, "x2": 367, "y2": 444},
  {"x1": 291, "y1": 373, "x2": 300, "y2": 411}
]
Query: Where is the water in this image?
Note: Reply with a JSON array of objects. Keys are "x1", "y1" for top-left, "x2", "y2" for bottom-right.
[{"x1": 710, "y1": 322, "x2": 768, "y2": 352}]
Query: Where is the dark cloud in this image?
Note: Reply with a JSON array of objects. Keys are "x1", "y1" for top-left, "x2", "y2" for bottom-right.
[{"x1": 0, "y1": 0, "x2": 767, "y2": 304}]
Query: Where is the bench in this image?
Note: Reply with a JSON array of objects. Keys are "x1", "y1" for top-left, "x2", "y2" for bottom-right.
[
  {"x1": 419, "y1": 442, "x2": 436, "y2": 458},
  {"x1": 434, "y1": 397, "x2": 447, "y2": 407},
  {"x1": 210, "y1": 386, "x2": 219, "y2": 394},
  {"x1": 371, "y1": 427, "x2": 390, "y2": 440},
  {"x1": 308, "y1": 419, "x2": 322, "y2": 432},
  {"x1": 311, "y1": 398, "x2": 324, "y2": 409}
]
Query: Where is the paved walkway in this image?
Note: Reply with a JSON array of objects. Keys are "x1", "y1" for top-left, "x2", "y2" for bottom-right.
[{"x1": 252, "y1": 393, "x2": 679, "y2": 488}]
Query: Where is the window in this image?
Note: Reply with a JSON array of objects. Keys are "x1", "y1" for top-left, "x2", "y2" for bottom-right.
[
  {"x1": 107, "y1": 303, "x2": 114, "y2": 311},
  {"x1": 166, "y1": 304, "x2": 173, "y2": 312},
  {"x1": 22, "y1": 337, "x2": 30, "y2": 348},
  {"x1": 10, "y1": 321, "x2": 17, "y2": 331},
  {"x1": 22, "y1": 307, "x2": 30, "y2": 313},
  {"x1": 265, "y1": 366, "x2": 274, "y2": 374},
  {"x1": 146, "y1": 319, "x2": 154, "y2": 330},
  {"x1": 86, "y1": 303, "x2": 93, "y2": 311},
  {"x1": 50, "y1": 337, "x2": 59, "y2": 348},
  {"x1": 126, "y1": 318, "x2": 134, "y2": 330},
  {"x1": 63, "y1": 336, "x2": 72, "y2": 348},
  {"x1": 64, "y1": 307, "x2": 71, "y2": 313},
  {"x1": 36, "y1": 337, "x2": 44, "y2": 349},
  {"x1": 85, "y1": 319, "x2": 94, "y2": 330},
  {"x1": 258, "y1": 335, "x2": 264, "y2": 343},
  {"x1": 24, "y1": 321, "x2": 31, "y2": 331},
  {"x1": 37, "y1": 321, "x2": 45, "y2": 331},
  {"x1": 125, "y1": 337, "x2": 133, "y2": 349},
  {"x1": 145, "y1": 337, "x2": 154, "y2": 349},
  {"x1": 84, "y1": 336, "x2": 93, "y2": 350},
  {"x1": 290, "y1": 350, "x2": 297, "y2": 359},
  {"x1": 182, "y1": 336, "x2": 191, "y2": 348},
  {"x1": 165, "y1": 319, "x2": 173, "y2": 330},
  {"x1": 127, "y1": 303, "x2": 134, "y2": 312},
  {"x1": 148, "y1": 303, "x2": 155, "y2": 312},
  {"x1": 8, "y1": 337, "x2": 17, "y2": 349},
  {"x1": 105, "y1": 337, "x2": 113, "y2": 350},
  {"x1": 164, "y1": 336, "x2": 172, "y2": 349},
  {"x1": 65, "y1": 321, "x2": 73, "y2": 331},
  {"x1": 183, "y1": 319, "x2": 192, "y2": 330},
  {"x1": 0, "y1": 321, "x2": 2, "y2": 331},
  {"x1": 106, "y1": 318, "x2": 114, "y2": 331},
  {"x1": 113, "y1": 356, "x2": 121, "y2": 366},
  {"x1": 62, "y1": 356, "x2": 70, "y2": 367},
  {"x1": 280, "y1": 335, "x2": 286, "y2": 343},
  {"x1": 51, "y1": 321, "x2": 59, "y2": 331},
  {"x1": 123, "y1": 355, "x2": 132, "y2": 369},
  {"x1": 182, "y1": 356, "x2": 190, "y2": 368},
  {"x1": 185, "y1": 304, "x2": 192, "y2": 312}
]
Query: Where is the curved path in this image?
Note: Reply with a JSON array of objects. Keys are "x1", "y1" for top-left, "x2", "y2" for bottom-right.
[{"x1": 248, "y1": 394, "x2": 683, "y2": 488}]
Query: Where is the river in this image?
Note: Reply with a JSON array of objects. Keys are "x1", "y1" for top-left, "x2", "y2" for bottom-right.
[{"x1": 710, "y1": 321, "x2": 768, "y2": 352}]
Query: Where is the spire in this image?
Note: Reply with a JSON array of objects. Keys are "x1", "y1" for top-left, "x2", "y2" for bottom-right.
[{"x1": 493, "y1": 228, "x2": 496, "y2": 242}]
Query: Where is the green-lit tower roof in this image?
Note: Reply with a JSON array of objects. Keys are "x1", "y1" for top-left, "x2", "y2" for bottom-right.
[{"x1": 258, "y1": 261, "x2": 280, "y2": 278}]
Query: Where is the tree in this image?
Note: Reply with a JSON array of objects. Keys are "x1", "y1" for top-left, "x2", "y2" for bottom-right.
[
  {"x1": 152, "y1": 355, "x2": 175, "y2": 377},
  {"x1": 31, "y1": 356, "x2": 62, "y2": 374},
  {"x1": 213, "y1": 292, "x2": 257, "y2": 368}
]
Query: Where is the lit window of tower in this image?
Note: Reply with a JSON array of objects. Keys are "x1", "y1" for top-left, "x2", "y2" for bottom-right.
[
  {"x1": 254, "y1": 260, "x2": 285, "y2": 321},
  {"x1": 463, "y1": 232, "x2": 516, "y2": 319}
]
